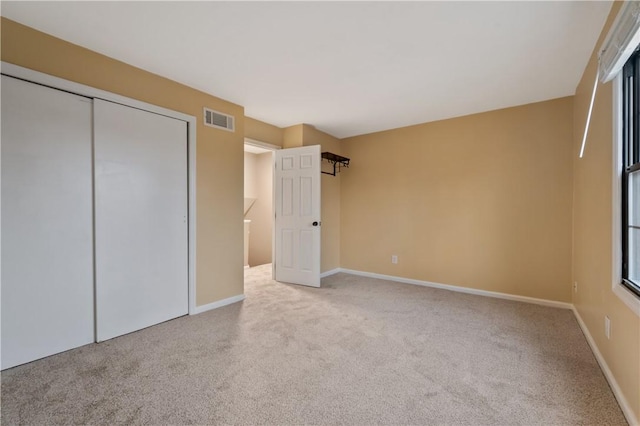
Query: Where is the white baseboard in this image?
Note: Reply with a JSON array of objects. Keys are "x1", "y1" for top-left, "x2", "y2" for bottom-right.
[
  {"x1": 572, "y1": 307, "x2": 639, "y2": 426},
  {"x1": 192, "y1": 294, "x2": 245, "y2": 315},
  {"x1": 339, "y1": 268, "x2": 573, "y2": 309},
  {"x1": 320, "y1": 268, "x2": 341, "y2": 278}
]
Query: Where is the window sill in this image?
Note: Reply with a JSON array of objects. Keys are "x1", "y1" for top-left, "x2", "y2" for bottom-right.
[{"x1": 613, "y1": 282, "x2": 640, "y2": 316}]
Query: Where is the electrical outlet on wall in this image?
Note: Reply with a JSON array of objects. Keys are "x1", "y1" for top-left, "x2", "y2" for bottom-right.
[
  {"x1": 605, "y1": 316, "x2": 611, "y2": 340},
  {"x1": 573, "y1": 281, "x2": 578, "y2": 293},
  {"x1": 391, "y1": 255, "x2": 398, "y2": 264}
]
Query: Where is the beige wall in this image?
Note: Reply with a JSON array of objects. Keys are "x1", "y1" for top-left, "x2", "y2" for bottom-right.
[
  {"x1": 245, "y1": 117, "x2": 283, "y2": 147},
  {"x1": 572, "y1": 2, "x2": 640, "y2": 421},
  {"x1": 1, "y1": 18, "x2": 245, "y2": 306},
  {"x1": 244, "y1": 151, "x2": 258, "y2": 198},
  {"x1": 244, "y1": 152, "x2": 274, "y2": 266},
  {"x1": 283, "y1": 124, "x2": 304, "y2": 148},
  {"x1": 341, "y1": 98, "x2": 574, "y2": 302}
]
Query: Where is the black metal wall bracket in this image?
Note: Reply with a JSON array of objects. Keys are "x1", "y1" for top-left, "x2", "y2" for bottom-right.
[{"x1": 321, "y1": 152, "x2": 350, "y2": 176}]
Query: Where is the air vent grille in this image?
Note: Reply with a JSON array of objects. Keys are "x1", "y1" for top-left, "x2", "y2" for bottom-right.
[{"x1": 204, "y1": 108, "x2": 235, "y2": 132}]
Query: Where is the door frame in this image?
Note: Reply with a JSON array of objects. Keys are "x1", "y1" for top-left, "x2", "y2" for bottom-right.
[
  {"x1": 242, "y1": 137, "x2": 280, "y2": 276},
  {"x1": 1, "y1": 62, "x2": 199, "y2": 315}
]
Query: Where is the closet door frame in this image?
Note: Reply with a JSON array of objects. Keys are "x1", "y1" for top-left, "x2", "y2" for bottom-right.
[{"x1": 1, "y1": 62, "x2": 198, "y2": 316}]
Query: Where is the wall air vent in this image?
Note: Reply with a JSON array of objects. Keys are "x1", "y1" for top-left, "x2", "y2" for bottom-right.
[{"x1": 204, "y1": 108, "x2": 235, "y2": 132}]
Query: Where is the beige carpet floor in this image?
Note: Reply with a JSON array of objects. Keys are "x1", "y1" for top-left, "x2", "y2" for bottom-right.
[{"x1": 1, "y1": 264, "x2": 627, "y2": 425}]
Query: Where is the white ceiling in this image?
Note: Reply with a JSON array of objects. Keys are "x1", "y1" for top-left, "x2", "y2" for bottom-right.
[{"x1": 2, "y1": 1, "x2": 612, "y2": 139}]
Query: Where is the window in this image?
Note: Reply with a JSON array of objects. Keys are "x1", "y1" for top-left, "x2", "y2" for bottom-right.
[{"x1": 622, "y1": 49, "x2": 640, "y2": 297}]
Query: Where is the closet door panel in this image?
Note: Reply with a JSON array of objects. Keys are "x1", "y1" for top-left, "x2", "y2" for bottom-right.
[
  {"x1": 94, "y1": 99, "x2": 188, "y2": 341},
  {"x1": 1, "y1": 75, "x2": 94, "y2": 369}
]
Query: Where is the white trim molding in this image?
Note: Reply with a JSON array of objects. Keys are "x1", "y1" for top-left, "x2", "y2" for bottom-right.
[
  {"x1": 192, "y1": 294, "x2": 246, "y2": 315},
  {"x1": 1, "y1": 63, "x2": 195, "y2": 122},
  {"x1": 1, "y1": 61, "x2": 199, "y2": 316},
  {"x1": 613, "y1": 284, "x2": 640, "y2": 316},
  {"x1": 339, "y1": 268, "x2": 573, "y2": 309},
  {"x1": 244, "y1": 137, "x2": 281, "y2": 151},
  {"x1": 335, "y1": 267, "x2": 637, "y2": 423},
  {"x1": 573, "y1": 307, "x2": 639, "y2": 426},
  {"x1": 320, "y1": 268, "x2": 341, "y2": 279},
  {"x1": 334, "y1": 267, "x2": 636, "y2": 422}
]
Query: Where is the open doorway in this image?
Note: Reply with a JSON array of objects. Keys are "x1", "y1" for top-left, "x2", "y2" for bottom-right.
[
  {"x1": 243, "y1": 138, "x2": 279, "y2": 270},
  {"x1": 244, "y1": 140, "x2": 323, "y2": 288}
]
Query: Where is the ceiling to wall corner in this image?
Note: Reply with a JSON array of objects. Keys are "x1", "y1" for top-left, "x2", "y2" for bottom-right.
[{"x1": 2, "y1": 1, "x2": 612, "y2": 138}]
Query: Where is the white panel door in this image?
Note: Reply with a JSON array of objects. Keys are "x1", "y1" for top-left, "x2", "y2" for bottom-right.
[
  {"x1": 94, "y1": 99, "x2": 188, "y2": 341},
  {"x1": 1, "y1": 75, "x2": 94, "y2": 369},
  {"x1": 274, "y1": 145, "x2": 321, "y2": 287}
]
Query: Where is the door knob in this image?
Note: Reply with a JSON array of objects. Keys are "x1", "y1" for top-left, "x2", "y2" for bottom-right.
[{"x1": 312, "y1": 221, "x2": 320, "y2": 226}]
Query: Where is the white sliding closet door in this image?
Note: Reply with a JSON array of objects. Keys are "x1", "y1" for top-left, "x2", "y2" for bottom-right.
[
  {"x1": 1, "y1": 76, "x2": 94, "y2": 369},
  {"x1": 94, "y1": 99, "x2": 188, "y2": 341}
]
